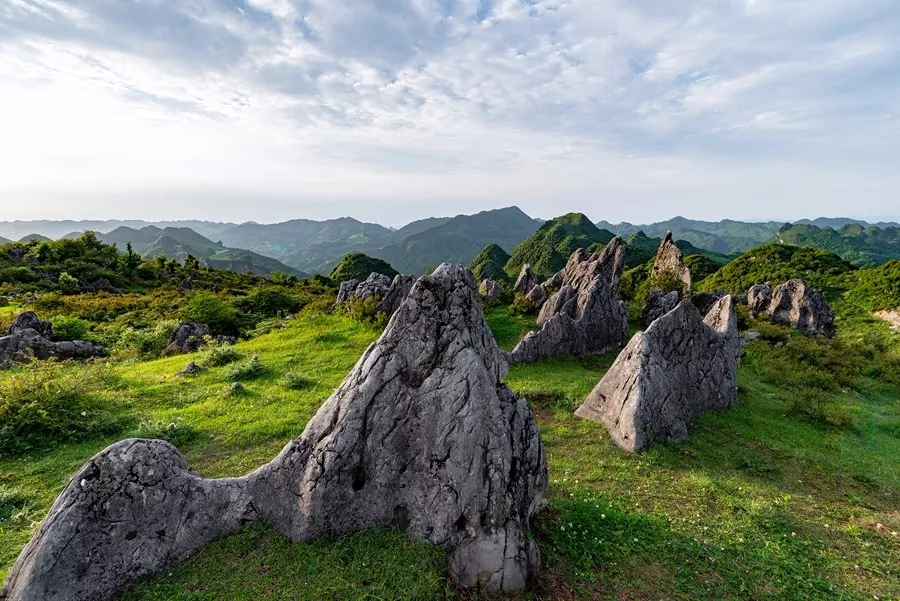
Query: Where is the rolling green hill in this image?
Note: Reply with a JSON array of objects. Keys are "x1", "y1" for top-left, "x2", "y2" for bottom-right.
[
  {"x1": 776, "y1": 223, "x2": 899, "y2": 266},
  {"x1": 329, "y1": 253, "x2": 399, "y2": 282},
  {"x1": 599, "y1": 217, "x2": 783, "y2": 254},
  {"x1": 506, "y1": 213, "x2": 614, "y2": 277},
  {"x1": 370, "y1": 207, "x2": 539, "y2": 275},
  {"x1": 469, "y1": 244, "x2": 512, "y2": 282}
]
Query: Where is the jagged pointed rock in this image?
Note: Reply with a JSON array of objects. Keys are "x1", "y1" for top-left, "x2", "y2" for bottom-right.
[
  {"x1": 575, "y1": 296, "x2": 741, "y2": 453},
  {"x1": 509, "y1": 239, "x2": 628, "y2": 364},
  {"x1": 2, "y1": 265, "x2": 547, "y2": 601},
  {"x1": 479, "y1": 278, "x2": 504, "y2": 301},
  {"x1": 651, "y1": 232, "x2": 692, "y2": 295},
  {"x1": 376, "y1": 274, "x2": 417, "y2": 316},
  {"x1": 335, "y1": 273, "x2": 416, "y2": 319},
  {"x1": 513, "y1": 264, "x2": 539, "y2": 296},
  {"x1": 747, "y1": 282, "x2": 772, "y2": 318},
  {"x1": 641, "y1": 288, "x2": 679, "y2": 327},
  {"x1": 764, "y1": 279, "x2": 835, "y2": 338},
  {"x1": 334, "y1": 278, "x2": 360, "y2": 306}
]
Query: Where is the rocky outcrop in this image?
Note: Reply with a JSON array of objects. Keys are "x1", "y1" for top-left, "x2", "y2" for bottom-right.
[
  {"x1": 163, "y1": 322, "x2": 211, "y2": 356},
  {"x1": 513, "y1": 264, "x2": 539, "y2": 296},
  {"x1": 575, "y1": 296, "x2": 741, "y2": 453},
  {"x1": 479, "y1": 279, "x2": 504, "y2": 301},
  {"x1": 746, "y1": 279, "x2": 836, "y2": 337},
  {"x1": 2, "y1": 265, "x2": 547, "y2": 600},
  {"x1": 176, "y1": 361, "x2": 206, "y2": 376},
  {"x1": 509, "y1": 240, "x2": 628, "y2": 364},
  {"x1": 0, "y1": 312, "x2": 105, "y2": 367},
  {"x1": 641, "y1": 288, "x2": 679, "y2": 327},
  {"x1": 691, "y1": 290, "x2": 727, "y2": 315},
  {"x1": 524, "y1": 284, "x2": 548, "y2": 311},
  {"x1": 335, "y1": 273, "x2": 415, "y2": 319},
  {"x1": 651, "y1": 232, "x2": 692, "y2": 295}
]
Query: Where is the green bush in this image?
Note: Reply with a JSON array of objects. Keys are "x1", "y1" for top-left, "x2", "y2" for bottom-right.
[
  {"x1": 510, "y1": 293, "x2": 537, "y2": 316},
  {"x1": 650, "y1": 267, "x2": 687, "y2": 296},
  {"x1": 0, "y1": 266, "x2": 38, "y2": 284},
  {"x1": 57, "y1": 272, "x2": 78, "y2": 293},
  {"x1": 201, "y1": 341, "x2": 245, "y2": 366},
  {"x1": 0, "y1": 363, "x2": 128, "y2": 456},
  {"x1": 115, "y1": 320, "x2": 179, "y2": 358},
  {"x1": 226, "y1": 354, "x2": 267, "y2": 380},
  {"x1": 183, "y1": 292, "x2": 237, "y2": 334},
  {"x1": 50, "y1": 315, "x2": 90, "y2": 341},
  {"x1": 233, "y1": 288, "x2": 305, "y2": 318},
  {"x1": 280, "y1": 370, "x2": 315, "y2": 390}
]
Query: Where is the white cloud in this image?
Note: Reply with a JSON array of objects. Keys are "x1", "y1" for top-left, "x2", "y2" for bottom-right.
[{"x1": 0, "y1": 0, "x2": 898, "y2": 224}]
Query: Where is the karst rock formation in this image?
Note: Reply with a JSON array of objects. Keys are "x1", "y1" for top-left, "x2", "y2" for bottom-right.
[
  {"x1": 1, "y1": 265, "x2": 548, "y2": 601},
  {"x1": 508, "y1": 239, "x2": 628, "y2": 364},
  {"x1": 479, "y1": 278, "x2": 504, "y2": 300},
  {"x1": 746, "y1": 279, "x2": 836, "y2": 338},
  {"x1": 575, "y1": 296, "x2": 741, "y2": 453},
  {"x1": 513, "y1": 264, "x2": 540, "y2": 296},
  {"x1": 0, "y1": 311, "x2": 106, "y2": 367},
  {"x1": 334, "y1": 273, "x2": 417, "y2": 318}
]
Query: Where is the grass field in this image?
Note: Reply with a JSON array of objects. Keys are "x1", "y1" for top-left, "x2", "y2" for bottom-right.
[{"x1": 1, "y1": 306, "x2": 898, "y2": 600}]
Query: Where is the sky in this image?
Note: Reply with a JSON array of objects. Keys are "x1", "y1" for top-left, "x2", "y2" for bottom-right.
[{"x1": 0, "y1": 0, "x2": 898, "y2": 227}]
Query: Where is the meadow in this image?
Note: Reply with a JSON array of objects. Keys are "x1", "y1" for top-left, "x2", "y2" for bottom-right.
[{"x1": 1, "y1": 298, "x2": 897, "y2": 600}]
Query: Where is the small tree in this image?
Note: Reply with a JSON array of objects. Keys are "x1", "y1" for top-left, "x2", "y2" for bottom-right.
[
  {"x1": 57, "y1": 272, "x2": 79, "y2": 293},
  {"x1": 120, "y1": 242, "x2": 142, "y2": 273},
  {"x1": 183, "y1": 292, "x2": 236, "y2": 334}
]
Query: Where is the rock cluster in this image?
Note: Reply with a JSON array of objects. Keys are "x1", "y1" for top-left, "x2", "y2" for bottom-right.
[
  {"x1": 575, "y1": 296, "x2": 741, "y2": 453},
  {"x1": 479, "y1": 278, "x2": 504, "y2": 301},
  {"x1": 746, "y1": 279, "x2": 836, "y2": 338},
  {"x1": 509, "y1": 240, "x2": 628, "y2": 364},
  {"x1": 334, "y1": 273, "x2": 416, "y2": 318},
  {"x1": 0, "y1": 312, "x2": 106, "y2": 367},
  {"x1": 163, "y1": 322, "x2": 211, "y2": 356},
  {"x1": 2, "y1": 265, "x2": 547, "y2": 601}
]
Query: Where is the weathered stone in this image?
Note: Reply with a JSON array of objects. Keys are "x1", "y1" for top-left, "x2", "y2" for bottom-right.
[
  {"x1": 524, "y1": 284, "x2": 548, "y2": 311},
  {"x1": 479, "y1": 279, "x2": 504, "y2": 301},
  {"x1": 354, "y1": 272, "x2": 393, "y2": 301},
  {"x1": 334, "y1": 279, "x2": 360, "y2": 306},
  {"x1": 575, "y1": 296, "x2": 741, "y2": 453},
  {"x1": 747, "y1": 283, "x2": 772, "y2": 318},
  {"x1": 513, "y1": 264, "x2": 539, "y2": 296},
  {"x1": 2, "y1": 265, "x2": 547, "y2": 600},
  {"x1": 176, "y1": 361, "x2": 206, "y2": 376},
  {"x1": 229, "y1": 382, "x2": 246, "y2": 395},
  {"x1": 641, "y1": 288, "x2": 679, "y2": 327},
  {"x1": 216, "y1": 335, "x2": 238, "y2": 345},
  {"x1": 651, "y1": 232, "x2": 692, "y2": 295},
  {"x1": 79, "y1": 278, "x2": 122, "y2": 294},
  {"x1": 376, "y1": 274, "x2": 417, "y2": 316},
  {"x1": 1, "y1": 312, "x2": 106, "y2": 368},
  {"x1": 163, "y1": 322, "x2": 211, "y2": 356},
  {"x1": 768, "y1": 279, "x2": 836, "y2": 338},
  {"x1": 509, "y1": 240, "x2": 628, "y2": 364}
]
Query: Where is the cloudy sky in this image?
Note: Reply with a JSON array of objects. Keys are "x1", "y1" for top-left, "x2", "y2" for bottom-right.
[{"x1": 1, "y1": 0, "x2": 898, "y2": 226}]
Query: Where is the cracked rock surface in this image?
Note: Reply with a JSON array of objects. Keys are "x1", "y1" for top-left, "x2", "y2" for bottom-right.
[
  {"x1": 163, "y1": 322, "x2": 211, "y2": 356},
  {"x1": 335, "y1": 273, "x2": 415, "y2": 319},
  {"x1": 509, "y1": 240, "x2": 628, "y2": 364},
  {"x1": 376, "y1": 274, "x2": 417, "y2": 316},
  {"x1": 2, "y1": 265, "x2": 547, "y2": 600},
  {"x1": 652, "y1": 231, "x2": 692, "y2": 294},
  {"x1": 575, "y1": 296, "x2": 741, "y2": 453},
  {"x1": 746, "y1": 279, "x2": 835, "y2": 337},
  {"x1": 641, "y1": 288, "x2": 679, "y2": 327},
  {"x1": 513, "y1": 264, "x2": 539, "y2": 296},
  {"x1": 479, "y1": 278, "x2": 504, "y2": 300},
  {"x1": 0, "y1": 311, "x2": 106, "y2": 368}
]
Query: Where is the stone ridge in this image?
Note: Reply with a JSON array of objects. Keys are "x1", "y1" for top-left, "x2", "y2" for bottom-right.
[{"x1": 2, "y1": 264, "x2": 547, "y2": 601}]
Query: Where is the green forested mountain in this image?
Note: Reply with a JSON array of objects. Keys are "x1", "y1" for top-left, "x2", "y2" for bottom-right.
[
  {"x1": 329, "y1": 253, "x2": 398, "y2": 282},
  {"x1": 469, "y1": 244, "x2": 512, "y2": 282},
  {"x1": 598, "y1": 217, "x2": 783, "y2": 254},
  {"x1": 698, "y1": 243, "x2": 855, "y2": 294},
  {"x1": 775, "y1": 223, "x2": 899, "y2": 266},
  {"x1": 618, "y1": 231, "x2": 733, "y2": 269},
  {"x1": 18, "y1": 234, "x2": 52, "y2": 243},
  {"x1": 370, "y1": 207, "x2": 539, "y2": 275},
  {"x1": 506, "y1": 213, "x2": 614, "y2": 277},
  {"x1": 389, "y1": 217, "x2": 453, "y2": 240}
]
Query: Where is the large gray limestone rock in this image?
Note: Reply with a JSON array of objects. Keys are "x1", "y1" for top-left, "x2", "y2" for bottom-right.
[
  {"x1": 163, "y1": 321, "x2": 211, "y2": 356},
  {"x1": 334, "y1": 278, "x2": 360, "y2": 305},
  {"x1": 575, "y1": 296, "x2": 741, "y2": 453},
  {"x1": 2, "y1": 265, "x2": 547, "y2": 601},
  {"x1": 524, "y1": 284, "x2": 548, "y2": 311},
  {"x1": 376, "y1": 274, "x2": 417, "y2": 316},
  {"x1": 513, "y1": 264, "x2": 539, "y2": 296},
  {"x1": 641, "y1": 288, "x2": 679, "y2": 327},
  {"x1": 0, "y1": 311, "x2": 105, "y2": 367},
  {"x1": 335, "y1": 273, "x2": 415, "y2": 319},
  {"x1": 479, "y1": 278, "x2": 504, "y2": 301},
  {"x1": 747, "y1": 283, "x2": 772, "y2": 318},
  {"x1": 509, "y1": 239, "x2": 628, "y2": 364},
  {"x1": 767, "y1": 279, "x2": 836, "y2": 338},
  {"x1": 651, "y1": 231, "x2": 692, "y2": 295}
]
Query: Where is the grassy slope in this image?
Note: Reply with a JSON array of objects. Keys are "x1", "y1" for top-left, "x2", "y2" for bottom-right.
[{"x1": 1, "y1": 307, "x2": 898, "y2": 600}]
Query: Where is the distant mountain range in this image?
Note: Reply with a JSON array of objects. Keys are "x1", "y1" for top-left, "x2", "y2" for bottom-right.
[{"x1": 3, "y1": 212, "x2": 897, "y2": 278}]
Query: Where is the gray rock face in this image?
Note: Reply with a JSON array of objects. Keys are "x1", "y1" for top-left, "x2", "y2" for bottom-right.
[
  {"x1": 376, "y1": 274, "x2": 417, "y2": 316},
  {"x1": 509, "y1": 240, "x2": 628, "y2": 364},
  {"x1": 335, "y1": 273, "x2": 415, "y2": 319},
  {"x1": 652, "y1": 231, "x2": 692, "y2": 295},
  {"x1": 176, "y1": 361, "x2": 206, "y2": 376},
  {"x1": 747, "y1": 283, "x2": 772, "y2": 318},
  {"x1": 0, "y1": 440, "x2": 256, "y2": 601},
  {"x1": 575, "y1": 296, "x2": 741, "y2": 453},
  {"x1": 163, "y1": 322, "x2": 211, "y2": 356},
  {"x1": 1, "y1": 312, "x2": 105, "y2": 367},
  {"x1": 479, "y1": 278, "x2": 504, "y2": 301},
  {"x1": 2, "y1": 265, "x2": 547, "y2": 600},
  {"x1": 524, "y1": 284, "x2": 548, "y2": 311},
  {"x1": 641, "y1": 288, "x2": 679, "y2": 327},
  {"x1": 513, "y1": 264, "x2": 539, "y2": 296},
  {"x1": 746, "y1": 279, "x2": 836, "y2": 337}
]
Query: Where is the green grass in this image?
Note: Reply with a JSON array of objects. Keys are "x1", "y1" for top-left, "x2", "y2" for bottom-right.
[{"x1": 1, "y1": 305, "x2": 898, "y2": 600}]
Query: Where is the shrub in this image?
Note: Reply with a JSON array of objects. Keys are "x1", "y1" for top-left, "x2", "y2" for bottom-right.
[
  {"x1": 510, "y1": 293, "x2": 537, "y2": 316},
  {"x1": 201, "y1": 341, "x2": 245, "y2": 366},
  {"x1": 280, "y1": 370, "x2": 315, "y2": 390},
  {"x1": 183, "y1": 292, "x2": 236, "y2": 334},
  {"x1": 57, "y1": 271, "x2": 78, "y2": 293},
  {"x1": 650, "y1": 267, "x2": 687, "y2": 297},
  {"x1": 226, "y1": 354, "x2": 266, "y2": 380},
  {"x1": 50, "y1": 315, "x2": 90, "y2": 341},
  {"x1": 233, "y1": 288, "x2": 305, "y2": 318},
  {"x1": 0, "y1": 363, "x2": 128, "y2": 456},
  {"x1": 115, "y1": 320, "x2": 179, "y2": 358},
  {"x1": 132, "y1": 417, "x2": 197, "y2": 447},
  {"x1": 343, "y1": 296, "x2": 388, "y2": 328}
]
